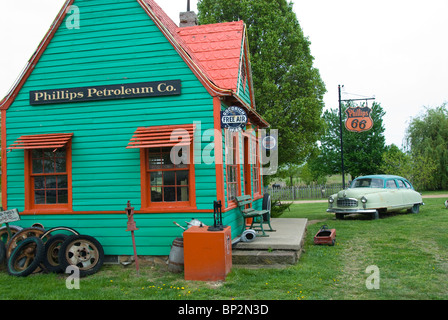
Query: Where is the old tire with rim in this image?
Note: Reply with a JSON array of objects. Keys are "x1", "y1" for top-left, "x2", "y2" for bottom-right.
[
  {"x1": 6, "y1": 227, "x2": 49, "y2": 258},
  {"x1": 0, "y1": 241, "x2": 5, "y2": 265},
  {"x1": 7, "y1": 236, "x2": 45, "y2": 277},
  {"x1": 43, "y1": 234, "x2": 68, "y2": 273},
  {"x1": 58, "y1": 235, "x2": 104, "y2": 277},
  {"x1": 0, "y1": 225, "x2": 23, "y2": 247}
]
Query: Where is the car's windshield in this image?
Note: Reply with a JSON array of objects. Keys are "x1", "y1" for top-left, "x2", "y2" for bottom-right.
[{"x1": 351, "y1": 178, "x2": 384, "y2": 188}]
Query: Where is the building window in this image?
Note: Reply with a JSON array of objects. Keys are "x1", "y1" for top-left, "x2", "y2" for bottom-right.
[
  {"x1": 31, "y1": 148, "x2": 68, "y2": 205},
  {"x1": 147, "y1": 147, "x2": 189, "y2": 203},
  {"x1": 129, "y1": 124, "x2": 196, "y2": 211},
  {"x1": 226, "y1": 133, "x2": 239, "y2": 202},
  {"x1": 251, "y1": 136, "x2": 260, "y2": 195},
  {"x1": 23, "y1": 141, "x2": 72, "y2": 212}
]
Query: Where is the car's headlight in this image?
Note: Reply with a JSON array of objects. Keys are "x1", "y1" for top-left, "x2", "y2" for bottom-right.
[
  {"x1": 361, "y1": 196, "x2": 367, "y2": 209},
  {"x1": 328, "y1": 196, "x2": 334, "y2": 203}
]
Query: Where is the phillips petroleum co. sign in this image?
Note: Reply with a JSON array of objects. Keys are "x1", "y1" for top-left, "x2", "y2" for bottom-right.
[{"x1": 29, "y1": 80, "x2": 181, "y2": 105}]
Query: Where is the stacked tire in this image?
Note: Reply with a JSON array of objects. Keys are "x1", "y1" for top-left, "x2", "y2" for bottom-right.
[
  {"x1": 57, "y1": 235, "x2": 104, "y2": 277},
  {"x1": 7, "y1": 236, "x2": 45, "y2": 277},
  {"x1": 0, "y1": 239, "x2": 6, "y2": 266},
  {"x1": 0, "y1": 225, "x2": 104, "y2": 277}
]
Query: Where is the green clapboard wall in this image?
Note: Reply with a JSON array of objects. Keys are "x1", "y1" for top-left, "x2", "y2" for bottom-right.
[{"x1": 4, "y1": 0, "x2": 252, "y2": 255}]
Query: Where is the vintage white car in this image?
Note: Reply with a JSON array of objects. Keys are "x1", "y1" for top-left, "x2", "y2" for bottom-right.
[{"x1": 327, "y1": 175, "x2": 424, "y2": 219}]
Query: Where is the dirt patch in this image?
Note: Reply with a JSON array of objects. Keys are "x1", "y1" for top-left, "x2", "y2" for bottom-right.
[
  {"x1": 422, "y1": 194, "x2": 448, "y2": 198},
  {"x1": 307, "y1": 219, "x2": 328, "y2": 226}
]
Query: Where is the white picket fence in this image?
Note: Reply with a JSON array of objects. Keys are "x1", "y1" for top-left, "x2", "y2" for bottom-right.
[{"x1": 266, "y1": 184, "x2": 349, "y2": 200}]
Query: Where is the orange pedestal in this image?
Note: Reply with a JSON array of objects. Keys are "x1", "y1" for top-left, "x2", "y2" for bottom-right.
[{"x1": 183, "y1": 226, "x2": 232, "y2": 281}]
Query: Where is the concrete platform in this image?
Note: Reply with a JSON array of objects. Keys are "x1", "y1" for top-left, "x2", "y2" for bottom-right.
[{"x1": 232, "y1": 218, "x2": 307, "y2": 267}]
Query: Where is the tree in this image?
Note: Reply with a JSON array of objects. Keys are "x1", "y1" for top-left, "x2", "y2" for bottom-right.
[
  {"x1": 312, "y1": 102, "x2": 386, "y2": 179},
  {"x1": 405, "y1": 103, "x2": 448, "y2": 190},
  {"x1": 379, "y1": 144, "x2": 412, "y2": 178},
  {"x1": 300, "y1": 161, "x2": 327, "y2": 185},
  {"x1": 197, "y1": 0, "x2": 326, "y2": 166},
  {"x1": 408, "y1": 153, "x2": 437, "y2": 191},
  {"x1": 276, "y1": 163, "x2": 301, "y2": 186}
]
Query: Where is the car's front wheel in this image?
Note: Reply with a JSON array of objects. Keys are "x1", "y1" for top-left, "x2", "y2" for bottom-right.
[{"x1": 408, "y1": 204, "x2": 420, "y2": 214}]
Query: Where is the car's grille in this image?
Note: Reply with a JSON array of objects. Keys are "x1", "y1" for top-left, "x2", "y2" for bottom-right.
[{"x1": 337, "y1": 198, "x2": 358, "y2": 207}]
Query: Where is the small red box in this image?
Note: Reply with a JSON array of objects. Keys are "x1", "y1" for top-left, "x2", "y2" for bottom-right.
[
  {"x1": 314, "y1": 227, "x2": 336, "y2": 246},
  {"x1": 183, "y1": 226, "x2": 232, "y2": 281}
]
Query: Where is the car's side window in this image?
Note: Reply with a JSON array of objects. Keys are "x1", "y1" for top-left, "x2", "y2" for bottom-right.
[
  {"x1": 386, "y1": 180, "x2": 397, "y2": 188},
  {"x1": 397, "y1": 180, "x2": 406, "y2": 188},
  {"x1": 403, "y1": 180, "x2": 412, "y2": 189}
]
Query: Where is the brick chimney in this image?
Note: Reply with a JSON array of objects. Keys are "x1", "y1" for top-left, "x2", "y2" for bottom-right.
[{"x1": 179, "y1": 11, "x2": 198, "y2": 27}]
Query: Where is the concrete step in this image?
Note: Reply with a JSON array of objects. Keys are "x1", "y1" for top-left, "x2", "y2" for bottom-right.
[
  {"x1": 230, "y1": 218, "x2": 307, "y2": 267},
  {"x1": 232, "y1": 249, "x2": 299, "y2": 266}
]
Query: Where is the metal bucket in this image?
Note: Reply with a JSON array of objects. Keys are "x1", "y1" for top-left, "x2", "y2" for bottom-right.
[{"x1": 168, "y1": 237, "x2": 184, "y2": 273}]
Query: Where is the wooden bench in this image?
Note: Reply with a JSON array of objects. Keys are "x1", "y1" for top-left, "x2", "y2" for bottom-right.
[{"x1": 236, "y1": 195, "x2": 273, "y2": 237}]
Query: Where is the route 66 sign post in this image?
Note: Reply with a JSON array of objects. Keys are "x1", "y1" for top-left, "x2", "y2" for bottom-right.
[{"x1": 338, "y1": 85, "x2": 375, "y2": 188}]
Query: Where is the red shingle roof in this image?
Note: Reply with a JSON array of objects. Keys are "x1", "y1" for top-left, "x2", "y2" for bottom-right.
[
  {"x1": 177, "y1": 21, "x2": 244, "y2": 91},
  {"x1": 142, "y1": 0, "x2": 244, "y2": 91}
]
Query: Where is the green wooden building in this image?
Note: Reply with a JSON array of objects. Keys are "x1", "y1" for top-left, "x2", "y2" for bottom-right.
[{"x1": 0, "y1": 0, "x2": 269, "y2": 256}]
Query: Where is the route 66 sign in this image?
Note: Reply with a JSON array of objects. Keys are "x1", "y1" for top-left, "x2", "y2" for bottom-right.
[{"x1": 345, "y1": 106, "x2": 373, "y2": 132}]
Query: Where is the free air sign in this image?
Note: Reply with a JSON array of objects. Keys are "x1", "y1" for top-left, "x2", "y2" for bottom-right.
[
  {"x1": 220, "y1": 106, "x2": 248, "y2": 132},
  {"x1": 29, "y1": 80, "x2": 181, "y2": 105}
]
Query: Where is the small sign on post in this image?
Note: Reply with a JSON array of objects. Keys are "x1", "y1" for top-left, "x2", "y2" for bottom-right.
[
  {"x1": 0, "y1": 208, "x2": 21, "y2": 239},
  {"x1": 0, "y1": 208, "x2": 20, "y2": 225},
  {"x1": 125, "y1": 201, "x2": 140, "y2": 276}
]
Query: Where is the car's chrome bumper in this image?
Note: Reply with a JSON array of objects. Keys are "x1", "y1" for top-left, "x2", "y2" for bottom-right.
[{"x1": 326, "y1": 208, "x2": 377, "y2": 214}]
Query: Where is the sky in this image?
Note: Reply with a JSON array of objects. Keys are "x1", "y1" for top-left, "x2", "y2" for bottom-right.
[{"x1": 1, "y1": 0, "x2": 447, "y2": 149}]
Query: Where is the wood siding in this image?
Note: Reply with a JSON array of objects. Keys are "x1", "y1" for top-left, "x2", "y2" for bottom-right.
[{"x1": 4, "y1": 0, "x2": 223, "y2": 255}]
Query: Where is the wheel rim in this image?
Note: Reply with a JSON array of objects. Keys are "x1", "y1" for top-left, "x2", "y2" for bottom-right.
[
  {"x1": 0, "y1": 226, "x2": 22, "y2": 246},
  {"x1": 46, "y1": 240, "x2": 64, "y2": 267},
  {"x1": 12, "y1": 242, "x2": 38, "y2": 271},
  {"x1": 40, "y1": 227, "x2": 79, "y2": 240},
  {"x1": 65, "y1": 239, "x2": 100, "y2": 270},
  {"x1": 7, "y1": 237, "x2": 45, "y2": 276},
  {"x1": 6, "y1": 228, "x2": 49, "y2": 258}
]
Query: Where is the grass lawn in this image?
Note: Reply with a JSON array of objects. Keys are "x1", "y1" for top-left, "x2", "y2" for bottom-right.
[{"x1": 0, "y1": 197, "x2": 447, "y2": 301}]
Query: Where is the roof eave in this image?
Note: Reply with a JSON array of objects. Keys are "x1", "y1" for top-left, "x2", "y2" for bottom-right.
[
  {"x1": 1, "y1": 0, "x2": 268, "y2": 130},
  {"x1": 0, "y1": 0, "x2": 75, "y2": 110}
]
